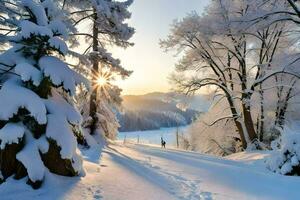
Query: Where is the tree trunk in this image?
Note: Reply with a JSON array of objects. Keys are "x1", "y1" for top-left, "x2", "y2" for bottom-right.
[
  {"x1": 242, "y1": 101, "x2": 257, "y2": 143},
  {"x1": 225, "y1": 52, "x2": 249, "y2": 148},
  {"x1": 240, "y1": 39, "x2": 257, "y2": 145},
  {"x1": 275, "y1": 79, "x2": 296, "y2": 129},
  {"x1": 226, "y1": 95, "x2": 247, "y2": 149},
  {"x1": 233, "y1": 119, "x2": 248, "y2": 149},
  {"x1": 259, "y1": 87, "x2": 265, "y2": 142},
  {"x1": 89, "y1": 9, "x2": 99, "y2": 134},
  {"x1": 240, "y1": 59, "x2": 257, "y2": 144}
]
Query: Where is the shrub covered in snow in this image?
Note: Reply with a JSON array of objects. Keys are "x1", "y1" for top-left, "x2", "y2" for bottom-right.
[
  {"x1": 0, "y1": 0, "x2": 86, "y2": 189},
  {"x1": 266, "y1": 127, "x2": 300, "y2": 175}
]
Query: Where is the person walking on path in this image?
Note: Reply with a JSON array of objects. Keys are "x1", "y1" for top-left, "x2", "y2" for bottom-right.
[{"x1": 161, "y1": 137, "x2": 166, "y2": 148}]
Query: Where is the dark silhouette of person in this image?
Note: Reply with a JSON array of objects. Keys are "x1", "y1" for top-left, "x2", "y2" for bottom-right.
[{"x1": 161, "y1": 137, "x2": 166, "y2": 148}]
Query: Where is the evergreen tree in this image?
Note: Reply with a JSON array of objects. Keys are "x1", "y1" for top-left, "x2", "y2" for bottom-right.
[
  {"x1": 63, "y1": 0, "x2": 134, "y2": 139},
  {"x1": 77, "y1": 68, "x2": 123, "y2": 141},
  {"x1": 0, "y1": 0, "x2": 86, "y2": 189}
]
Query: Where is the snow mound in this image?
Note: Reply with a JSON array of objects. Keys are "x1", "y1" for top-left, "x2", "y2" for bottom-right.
[
  {"x1": 266, "y1": 127, "x2": 300, "y2": 175},
  {"x1": 48, "y1": 37, "x2": 68, "y2": 55},
  {"x1": 48, "y1": 20, "x2": 69, "y2": 39},
  {"x1": 21, "y1": 0, "x2": 48, "y2": 26},
  {"x1": 36, "y1": 135, "x2": 49, "y2": 154},
  {"x1": 45, "y1": 114, "x2": 77, "y2": 159},
  {"x1": 39, "y1": 56, "x2": 85, "y2": 95},
  {"x1": 16, "y1": 131, "x2": 46, "y2": 182},
  {"x1": 20, "y1": 20, "x2": 52, "y2": 38},
  {"x1": 15, "y1": 63, "x2": 42, "y2": 86},
  {"x1": 0, "y1": 123, "x2": 25, "y2": 149},
  {"x1": 0, "y1": 79, "x2": 47, "y2": 124},
  {"x1": 71, "y1": 149, "x2": 84, "y2": 174},
  {"x1": 44, "y1": 90, "x2": 82, "y2": 125}
]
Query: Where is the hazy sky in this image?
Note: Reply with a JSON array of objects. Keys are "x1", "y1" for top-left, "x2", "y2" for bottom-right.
[{"x1": 112, "y1": 0, "x2": 210, "y2": 95}]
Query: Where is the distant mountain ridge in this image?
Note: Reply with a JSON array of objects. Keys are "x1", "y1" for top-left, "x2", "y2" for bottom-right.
[
  {"x1": 117, "y1": 92, "x2": 209, "y2": 132},
  {"x1": 122, "y1": 92, "x2": 209, "y2": 111}
]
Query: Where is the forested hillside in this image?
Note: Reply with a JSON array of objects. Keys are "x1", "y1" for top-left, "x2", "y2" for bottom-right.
[{"x1": 117, "y1": 92, "x2": 207, "y2": 131}]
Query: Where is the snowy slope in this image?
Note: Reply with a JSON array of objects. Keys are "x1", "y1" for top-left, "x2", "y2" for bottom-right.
[{"x1": 1, "y1": 143, "x2": 300, "y2": 200}]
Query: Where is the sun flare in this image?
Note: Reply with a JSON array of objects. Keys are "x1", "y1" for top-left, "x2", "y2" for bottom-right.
[{"x1": 96, "y1": 76, "x2": 108, "y2": 87}]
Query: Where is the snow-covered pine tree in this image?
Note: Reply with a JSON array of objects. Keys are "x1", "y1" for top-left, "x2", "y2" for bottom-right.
[
  {"x1": 64, "y1": 0, "x2": 134, "y2": 140},
  {"x1": 0, "y1": 0, "x2": 86, "y2": 189},
  {"x1": 77, "y1": 68, "x2": 123, "y2": 141}
]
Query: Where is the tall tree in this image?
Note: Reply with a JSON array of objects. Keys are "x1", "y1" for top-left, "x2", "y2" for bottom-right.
[
  {"x1": 0, "y1": 0, "x2": 86, "y2": 189},
  {"x1": 161, "y1": 0, "x2": 300, "y2": 149},
  {"x1": 77, "y1": 67, "x2": 123, "y2": 140},
  {"x1": 63, "y1": 0, "x2": 134, "y2": 136}
]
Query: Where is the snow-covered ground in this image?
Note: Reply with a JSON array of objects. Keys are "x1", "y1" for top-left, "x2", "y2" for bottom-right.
[
  {"x1": 1, "y1": 142, "x2": 300, "y2": 200},
  {"x1": 118, "y1": 126, "x2": 189, "y2": 146}
]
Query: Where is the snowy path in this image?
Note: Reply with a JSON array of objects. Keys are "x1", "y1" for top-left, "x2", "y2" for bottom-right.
[
  {"x1": 1, "y1": 143, "x2": 300, "y2": 200},
  {"x1": 97, "y1": 144, "x2": 300, "y2": 200}
]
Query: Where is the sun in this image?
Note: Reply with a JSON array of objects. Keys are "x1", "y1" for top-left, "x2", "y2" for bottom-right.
[
  {"x1": 93, "y1": 68, "x2": 116, "y2": 89},
  {"x1": 96, "y1": 76, "x2": 108, "y2": 87}
]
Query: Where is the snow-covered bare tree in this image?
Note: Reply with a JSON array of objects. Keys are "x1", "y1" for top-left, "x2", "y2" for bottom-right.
[
  {"x1": 210, "y1": 0, "x2": 300, "y2": 175},
  {"x1": 0, "y1": 0, "x2": 87, "y2": 189},
  {"x1": 249, "y1": 0, "x2": 300, "y2": 25},
  {"x1": 161, "y1": 0, "x2": 300, "y2": 149}
]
